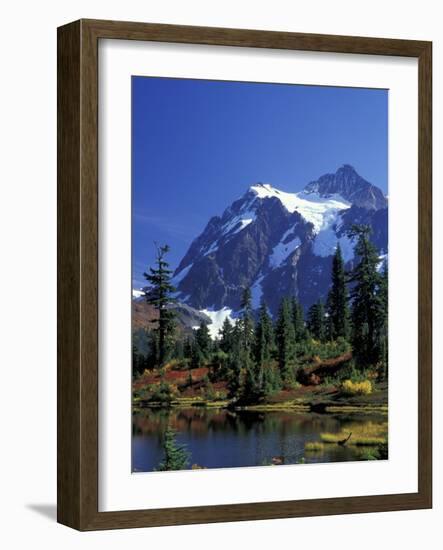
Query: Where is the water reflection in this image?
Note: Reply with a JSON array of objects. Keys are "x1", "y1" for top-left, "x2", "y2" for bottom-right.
[{"x1": 132, "y1": 407, "x2": 387, "y2": 472}]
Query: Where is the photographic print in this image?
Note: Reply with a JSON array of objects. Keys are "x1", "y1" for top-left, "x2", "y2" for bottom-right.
[{"x1": 132, "y1": 77, "x2": 388, "y2": 473}]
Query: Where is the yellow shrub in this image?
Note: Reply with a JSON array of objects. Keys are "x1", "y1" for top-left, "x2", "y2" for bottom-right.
[{"x1": 341, "y1": 379, "x2": 372, "y2": 396}]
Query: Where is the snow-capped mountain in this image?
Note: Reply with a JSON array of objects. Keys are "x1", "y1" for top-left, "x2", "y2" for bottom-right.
[{"x1": 172, "y1": 165, "x2": 388, "y2": 316}]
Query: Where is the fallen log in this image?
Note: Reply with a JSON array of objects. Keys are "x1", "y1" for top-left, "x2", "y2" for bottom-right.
[
  {"x1": 338, "y1": 432, "x2": 352, "y2": 446},
  {"x1": 296, "y1": 352, "x2": 352, "y2": 385}
]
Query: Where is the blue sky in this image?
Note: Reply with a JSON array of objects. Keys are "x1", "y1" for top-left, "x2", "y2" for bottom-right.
[{"x1": 132, "y1": 76, "x2": 388, "y2": 289}]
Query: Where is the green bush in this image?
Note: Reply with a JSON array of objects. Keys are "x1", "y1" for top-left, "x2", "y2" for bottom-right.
[
  {"x1": 142, "y1": 381, "x2": 178, "y2": 404},
  {"x1": 201, "y1": 375, "x2": 216, "y2": 400},
  {"x1": 295, "y1": 337, "x2": 351, "y2": 362},
  {"x1": 208, "y1": 350, "x2": 229, "y2": 381},
  {"x1": 281, "y1": 366, "x2": 300, "y2": 390}
]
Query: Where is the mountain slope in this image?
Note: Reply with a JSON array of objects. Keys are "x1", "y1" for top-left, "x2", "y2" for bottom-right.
[
  {"x1": 132, "y1": 296, "x2": 211, "y2": 332},
  {"x1": 172, "y1": 165, "x2": 387, "y2": 316}
]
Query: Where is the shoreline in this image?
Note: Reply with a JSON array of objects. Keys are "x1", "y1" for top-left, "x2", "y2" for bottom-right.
[{"x1": 133, "y1": 397, "x2": 388, "y2": 415}]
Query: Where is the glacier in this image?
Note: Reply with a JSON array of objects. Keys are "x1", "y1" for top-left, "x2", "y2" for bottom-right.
[
  {"x1": 250, "y1": 183, "x2": 351, "y2": 233},
  {"x1": 197, "y1": 307, "x2": 236, "y2": 339}
]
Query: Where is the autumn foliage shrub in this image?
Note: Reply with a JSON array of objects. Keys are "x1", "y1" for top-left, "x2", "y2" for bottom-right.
[{"x1": 340, "y1": 379, "x2": 372, "y2": 396}]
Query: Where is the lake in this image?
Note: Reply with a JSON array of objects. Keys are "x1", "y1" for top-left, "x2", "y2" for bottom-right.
[{"x1": 132, "y1": 407, "x2": 387, "y2": 472}]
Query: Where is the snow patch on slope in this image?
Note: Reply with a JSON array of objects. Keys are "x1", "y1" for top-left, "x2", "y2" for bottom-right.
[
  {"x1": 221, "y1": 210, "x2": 255, "y2": 237},
  {"x1": 198, "y1": 307, "x2": 236, "y2": 339},
  {"x1": 338, "y1": 235, "x2": 356, "y2": 263},
  {"x1": 269, "y1": 230, "x2": 301, "y2": 267},
  {"x1": 200, "y1": 210, "x2": 256, "y2": 258},
  {"x1": 310, "y1": 204, "x2": 356, "y2": 260},
  {"x1": 203, "y1": 241, "x2": 219, "y2": 256},
  {"x1": 250, "y1": 183, "x2": 350, "y2": 233},
  {"x1": 313, "y1": 228, "x2": 355, "y2": 262},
  {"x1": 172, "y1": 263, "x2": 193, "y2": 285},
  {"x1": 251, "y1": 275, "x2": 265, "y2": 309}
]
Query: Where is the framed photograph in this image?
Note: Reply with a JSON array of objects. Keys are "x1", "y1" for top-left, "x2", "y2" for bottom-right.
[{"x1": 57, "y1": 19, "x2": 432, "y2": 530}]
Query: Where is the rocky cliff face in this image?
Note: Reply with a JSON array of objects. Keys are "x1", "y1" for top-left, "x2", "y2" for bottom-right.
[
  {"x1": 304, "y1": 164, "x2": 387, "y2": 210},
  {"x1": 171, "y1": 165, "x2": 388, "y2": 316}
]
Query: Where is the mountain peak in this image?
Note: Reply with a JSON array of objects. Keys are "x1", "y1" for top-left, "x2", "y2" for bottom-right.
[
  {"x1": 304, "y1": 165, "x2": 386, "y2": 210},
  {"x1": 337, "y1": 163, "x2": 357, "y2": 174},
  {"x1": 249, "y1": 182, "x2": 277, "y2": 195}
]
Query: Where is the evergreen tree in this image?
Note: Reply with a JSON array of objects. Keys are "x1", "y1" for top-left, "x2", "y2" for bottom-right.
[
  {"x1": 235, "y1": 287, "x2": 258, "y2": 399},
  {"x1": 219, "y1": 317, "x2": 234, "y2": 354},
  {"x1": 190, "y1": 339, "x2": 205, "y2": 369},
  {"x1": 183, "y1": 336, "x2": 193, "y2": 363},
  {"x1": 275, "y1": 297, "x2": 296, "y2": 380},
  {"x1": 144, "y1": 244, "x2": 176, "y2": 366},
  {"x1": 254, "y1": 300, "x2": 274, "y2": 367},
  {"x1": 291, "y1": 297, "x2": 306, "y2": 341},
  {"x1": 326, "y1": 244, "x2": 350, "y2": 340},
  {"x1": 133, "y1": 344, "x2": 148, "y2": 378},
  {"x1": 256, "y1": 302, "x2": 281, "y2": 397},
  {"x1": 226, "y1": 323, "x2": 243, "y2": 396},
  {"x1": 347, "y1": 225, "x2": 383, "y2": 369},
  {"x1": 186, "y1": 367, "x2": 193, "y2": 388},
  {"x1": 173, "y1": 339, "x2": 184, "y2": 361},
  {"x1": 195, "y1": 322, "x2": 212, "y2": 361},
  {"x1": 239, "y1": 287, "x2": 254, "y2": 353},
  {"x1": 242, "y1": 299, "x2": 280, "y2": 402},
  {"x1": 307, "y1": 300, "x2": 326, "y2": 341},
  {"x1": 376, "y1": 260, "x2": 389, "y2": 379},
  {"x1": 132, "y1": 344, "x2": 141, "y2": 378},
  {"x1": 209, "y1": 349, "x2": 229, "y2": 382},
  {"x1": 157, "y1": 427, "x2": 189, "y2": 471},
  {"x1": 262, "y1": 364, "x2": 281, "y2": 396},
  {"x1": 145, "y1": 330, "x2": 160, "y2": 370},
  {"x1": 242, "y1": 359, "x2": 262, "y2": 402}
]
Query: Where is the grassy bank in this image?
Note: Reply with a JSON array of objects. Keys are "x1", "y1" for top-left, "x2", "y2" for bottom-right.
[
  {"x1": 134, "y1": 387, "x2": 388, "y2": 414},
  {"x1": 133, "y1": 361, "x2": 388, "y2": 414},
  {"x1": 304, "y1": 419, "x2": 388, "y2": 460}
]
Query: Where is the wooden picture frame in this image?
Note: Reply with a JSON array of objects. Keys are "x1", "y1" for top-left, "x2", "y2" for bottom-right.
[{"x1": 57, "y1": 19, "x2": 432, "y2": 530}]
